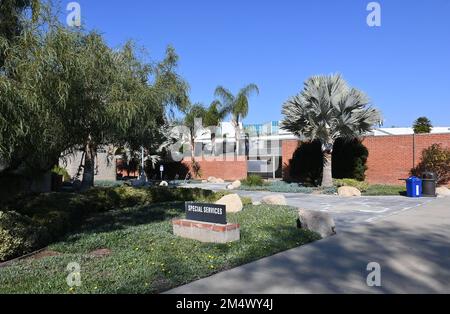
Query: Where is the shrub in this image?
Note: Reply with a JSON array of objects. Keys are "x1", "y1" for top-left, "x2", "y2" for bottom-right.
[
  {"x1": 51, "y1": 166, "x2": 71, "y2": 182},
  {"x1": 288, "y1": 139, "x2": 369, "y2": 185},
  {"x1": 332, "y1": 139, "x2": 369, "y2": 181},
  {"x1": 334, "y1": 178, "x2": 370, "y2": 192},
  {"x1": 289, "y1": 141, "x2": 323, "y2": 185},
  {"x1": 241, "y1": 175, "x2": 266, "y2": 187},
  {"x1": 0, "y1": 211, "x2": 44, "y2": 262},
  {"x1": 411, "y1": 144, "x2": 450, "y2": 185},
  {"x1": 94, "y1": 180, "x2": 124, "y2": 188}
]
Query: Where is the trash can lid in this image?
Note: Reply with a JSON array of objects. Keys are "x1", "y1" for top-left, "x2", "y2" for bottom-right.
[{"x1": 422, "y1": 172, "x2": 437, "y2": 180}]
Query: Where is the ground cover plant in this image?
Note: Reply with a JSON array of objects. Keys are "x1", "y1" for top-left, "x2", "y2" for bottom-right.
[
  {"x1": 0, "y1": 204, "x2": 320, "y2": 294},
  {"x1": 239, "y1": 179, "x2": 405, "y2": 196},
  {"x1": 0, "y1": 187, "x2": 229, "y2": 262}
]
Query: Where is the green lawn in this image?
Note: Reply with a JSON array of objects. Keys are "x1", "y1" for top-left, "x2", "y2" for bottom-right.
[
  {"x1": 363, "y1": 185, "x2": 406, "y2": 196},
  {"x1": 0, "y1": 203, "x2": 319, "y2": 294}
]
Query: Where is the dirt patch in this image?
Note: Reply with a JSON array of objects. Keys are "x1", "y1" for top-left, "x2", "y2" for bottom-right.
[
  {"x1": 90, "y1": 248, "x2": 112, "y2": 258},
  {"x1": 28, "y1": 250, "x2": 61, "y2": 261}
]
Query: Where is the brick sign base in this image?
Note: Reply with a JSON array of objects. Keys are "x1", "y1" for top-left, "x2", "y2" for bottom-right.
[{"x1": 172, "y1": 219, "x2": 240, "y2": 244}]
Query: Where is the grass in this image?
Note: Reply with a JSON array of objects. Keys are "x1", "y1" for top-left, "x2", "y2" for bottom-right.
[
  {"x1": 0, "y1": 203, "x2": 319, "y2": 294},
  {"x1": 363, "y1": 185, "x2": 406, "y2": 196}
]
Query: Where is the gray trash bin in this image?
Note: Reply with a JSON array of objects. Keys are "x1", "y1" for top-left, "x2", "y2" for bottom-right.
[{"x1": 422, "y1": 172, "x2": 437, "y2": 197}]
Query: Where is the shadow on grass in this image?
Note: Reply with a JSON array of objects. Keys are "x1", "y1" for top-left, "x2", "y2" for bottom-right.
[{"x1": 70, "y1": 202, "x2": 185, "y2": 236}]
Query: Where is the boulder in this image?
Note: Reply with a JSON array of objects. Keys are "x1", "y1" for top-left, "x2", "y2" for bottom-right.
[
  {"x1": 159, "y1": 181, "x2": 169, "y2": 187},
  {"x1": 338, "y1": 186, "x2": 361, "y2": 197},
  {"x1": 261, "y1": 194, "x2": 287, "y2": 206},
  {"x1": 227, "y1": 180, "x2": 242, "y2": 190},
  {"x1": 215, "y1": 194, "x2": 243, "y2": 213},
  {"x1": 297, "y1": 209, "x2": 336, "y2": 238},
  {"x1": 207, "y1": 176, "x2": 217, "y2": 183},
  {"x1": 436, "y1": 186, "x2": 450, "y2": 197}
]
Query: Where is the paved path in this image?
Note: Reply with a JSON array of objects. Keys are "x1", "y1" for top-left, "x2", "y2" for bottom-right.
[
  {"x1": 182, "y1": 183, "x2": 433, "y2": 231},
  {"x1": 167, "y1": 197, "x2": 450, "y2": 294}
]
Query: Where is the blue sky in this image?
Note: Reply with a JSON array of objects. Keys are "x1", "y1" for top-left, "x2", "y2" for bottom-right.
[{"x1": 63, "y1": 0, "x2": 450, "y2": 127}]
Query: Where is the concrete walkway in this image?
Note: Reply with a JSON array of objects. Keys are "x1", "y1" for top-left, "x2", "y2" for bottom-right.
[
  {"x1": 167, "y1": 197, "x2": 450, "y2": 294},
  {"x1": 181, "y1": 182, "x2": 433, "y2": 231}
]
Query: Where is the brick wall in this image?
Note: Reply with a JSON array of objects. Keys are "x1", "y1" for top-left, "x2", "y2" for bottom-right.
[
  {"x1": 182, "y1": 156, "x2": 248, "y2": 181},
  {"x1": 363, "y1": 133, "x2": 450, "y2": 185},
  {"x1": 281, "y1": 134, "x2": 450, "y2": 185},
  {"x1": 281, "y1": 140, "x2": 301, "y2": 181}
]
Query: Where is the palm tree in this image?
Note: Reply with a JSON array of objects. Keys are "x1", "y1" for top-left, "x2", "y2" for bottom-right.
[
  {"x1": 183, "y1": 101, "x2": 227, "y2": 158},
  {"x1": 214, "y1": 84, "x2": 259, "y2": 155},
  {"x1": 281, "y1": 74, "x2": 381, "y2": 187}
]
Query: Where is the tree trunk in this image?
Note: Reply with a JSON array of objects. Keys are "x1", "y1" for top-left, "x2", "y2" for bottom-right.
[
  {"x1": 321, "y1": 151, "x2": 333, "y2": 187},
  {"x1": 234, "y1": 124, "x2": 241, "y2": 157},
  {"x1": 81, "y1": 136, "x2": 95, "y2": 190}
]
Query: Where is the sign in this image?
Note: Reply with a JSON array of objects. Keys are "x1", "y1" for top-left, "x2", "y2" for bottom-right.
[{"x1": 185, "y1": 202, "x2": 227, "y2": 225}]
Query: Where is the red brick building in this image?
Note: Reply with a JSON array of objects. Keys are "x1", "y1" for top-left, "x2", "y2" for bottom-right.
[{"x1": 185, "y1": 133, "x2": 450, "y2": 185}]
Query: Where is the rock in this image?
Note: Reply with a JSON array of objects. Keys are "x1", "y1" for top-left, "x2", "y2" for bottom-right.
[
  {"x1": 202, "y1": 180, "x2": 208, "y2": 183},
  {"x1": 297, "y1": 209, "x2": 336, "y2": 238},
  {"x1": 231, "y1": 180, "x2": 241, "y2": 189},
  {"x1": 215, "y1": 178, "x2": 225, "y2": 183},
  {"x1": 338, "y1": 186, "x2": 361, "y2": 197},
  {"x1": 261, "y1": 194, "x2": 287, "y2": 206},
  {"x1": 159, "y1": 181, "x2": 169, "y2": 187},
  {"x1": 436, "y1": 186, "x2": 450, "y2": 197},
  {"x1": 207, "y1": 176, "x2": 217, "y2": 183},
  {"x1": 215, "y1": 194, "x2": 243, "y2": 213},
  {"x1": 227, "y1": 180, "x2": 242, "y2": 190}
]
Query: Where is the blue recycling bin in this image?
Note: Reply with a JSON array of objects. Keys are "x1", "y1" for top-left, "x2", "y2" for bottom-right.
[{"x1": 406, "y1": 176, "x2": 422, "y2": 198}]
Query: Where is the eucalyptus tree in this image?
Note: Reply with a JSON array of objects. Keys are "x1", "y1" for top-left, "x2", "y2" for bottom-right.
[
  {"x1": 0, "y1": 0, "x2": 40, "y2": 67},
  {"x1": 0, "y1": 1, "x2": 189, "y2": 191},
  {"x1": 0, "y1": 14, "x2": 86, "y2": 177},
  {"x1": 214, "y1": 84, "x2": 259, "y2": 155},
  {"x1": 282, "y1": 74, "x2": 381, "y2": 187}
]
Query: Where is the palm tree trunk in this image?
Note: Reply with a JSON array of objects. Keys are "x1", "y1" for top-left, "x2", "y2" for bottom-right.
[
  {"x1": 235, "y1": 127, "x2": 240, "y2": 156},
  {"x1": 321, "y1": 151, "x2": 333, "y2": 187},
  {"x1": 81, "y1": 136, "x2": 95, "y2": 190}
]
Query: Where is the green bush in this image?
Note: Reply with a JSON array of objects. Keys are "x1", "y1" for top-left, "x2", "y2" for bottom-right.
[
  {"x1": 411, "y1": 144, "x2": 450, "y2": 185},
  {"x1": 241, "y1": 175, "x2": 267, "y2": 187},
  {"x1": 0, "y1": 211, "x2": 44, "y2": 262},
  {"x1": 94, "y1": 180, "x2": 124, "y2": 188},
  {"x1": 334, "y1": 178, "x2": 370, "y2": 192},
  {"x1": 332, "y1": 139, "x2": 369, "y2": 182},
  {"x1": 51, "y1": 166, "x2": 71, "y2": 182},
  {"x1": 288, "y1": 139, "x2": 369, "y2": 185}
]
